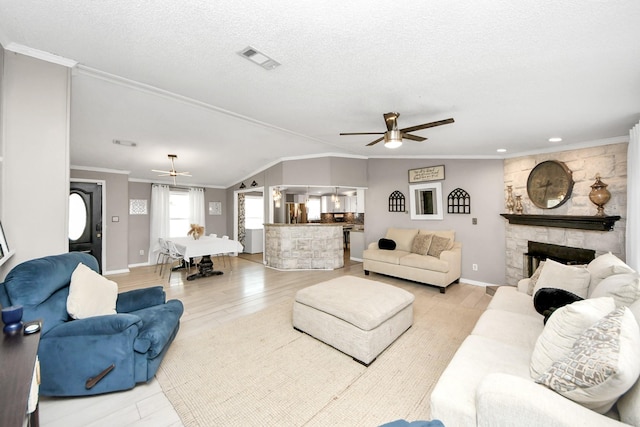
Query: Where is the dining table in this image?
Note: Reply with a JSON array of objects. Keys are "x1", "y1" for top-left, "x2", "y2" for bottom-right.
[{"x1": 171, "y1": 235, "x2": 244, "y2": 280}]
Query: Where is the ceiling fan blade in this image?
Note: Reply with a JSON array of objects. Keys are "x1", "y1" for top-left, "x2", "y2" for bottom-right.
[
  {"x1": 402, "y1": 133, "x2": 427, "y2": 142},
  {"x1": 151, "y1": 169, "x2": 170, "y2": 173},
  {"x1": 383, "y1": 112, "x2": 399, "y2": 131},
  {"x1": 176, "y1": 172, "x2": 192, "y2": 176},
  {"x1": 340, "y1": 132, "x2": 385, "y2": 136},
  {"x1": 400, "y1": 118, "x2": 455, "y2": 134},
  {"x1": 366, "y1": 136, "x2": 385, "y2": 146}
]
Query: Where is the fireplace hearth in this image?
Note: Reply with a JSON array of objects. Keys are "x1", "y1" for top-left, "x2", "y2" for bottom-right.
[{"x1": 524, "y1": 241, "x2": 596, "y2": 277}]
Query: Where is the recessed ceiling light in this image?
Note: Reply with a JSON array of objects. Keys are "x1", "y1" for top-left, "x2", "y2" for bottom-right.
[
  {"x1": 496, "y1": 148, "x2": 507, "y2": 153},
  {"x1": 113, "y1": 139, "x2": 137, "y2": 147},
  {"x1": 548, "y1": 137, "x2": 563, "y2": 143}
]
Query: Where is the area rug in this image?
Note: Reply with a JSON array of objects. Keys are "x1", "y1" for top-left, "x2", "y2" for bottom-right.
[{"x1": 156, "y1": 290, "x2": 484, "y2": 426}]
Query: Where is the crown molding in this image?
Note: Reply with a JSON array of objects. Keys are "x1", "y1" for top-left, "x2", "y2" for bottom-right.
[
  {"x1": 71, "y1": 165, "x2": 130, "y2": 175},
  {"x1": 4, "y1": 43, "x2": 78, "y2": 68}
]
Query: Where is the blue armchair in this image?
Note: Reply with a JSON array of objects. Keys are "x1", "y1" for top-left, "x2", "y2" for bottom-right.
[{"x1": 0, "y1": 252, "x2": 184, "y2": 396}]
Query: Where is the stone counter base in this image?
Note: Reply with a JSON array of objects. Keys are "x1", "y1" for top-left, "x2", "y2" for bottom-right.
[{"x1": 265, "y1": 224, "x2": 344, "y2": 270}]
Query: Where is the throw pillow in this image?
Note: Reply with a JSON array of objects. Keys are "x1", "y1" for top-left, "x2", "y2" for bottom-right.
[
  {"x1": 587, "y1": 252, "x2": 636, "y2": 296},
  {"x1": 378, "y1": 238, "x2": 397, "y2": 251},
  {"x1": 526, "y1": 261, "x2": 546, "y2": 296},
  {"x1": 530, "y1": 297, "x2": 616, "y2": 378},
  {"x1": 411, "y1": 234, "x2": 433, "y2": 255},
  {"x1": 535, "y1": 307, "x2": 640, "y2": 414},
  {"x1": 590, "y1": 273, "x2": 640, "y2": 308},
  {"x1": 67, "y1": 263, "x2": 118, "y2": 320},
  {"x1": 533, "y1": 258, "x2": 591, "y2": 299},
  {"x1": 533, "y1": 288, "x2": 584, "y2": 324},
  {"x1": 427, "y1": 235, "x2": 452, "y2": 258},
  {"x1": 385, "y1": 228, "x2": 419, "y2": 252}
]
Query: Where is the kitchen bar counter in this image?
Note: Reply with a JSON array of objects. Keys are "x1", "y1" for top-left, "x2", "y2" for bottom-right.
[{"x1": 264, "y1": 224, "x2": 344, "y2": 270}]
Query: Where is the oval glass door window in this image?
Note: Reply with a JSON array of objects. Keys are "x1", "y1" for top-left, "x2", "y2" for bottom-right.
[{"x1": 69, "y1": 193, "x2": 88, "y2": 241}]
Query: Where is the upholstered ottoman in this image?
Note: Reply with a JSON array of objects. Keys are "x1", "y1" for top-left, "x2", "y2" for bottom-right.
[{"x1": 293, "y1": 276, "x2": 415, "y2": 365}]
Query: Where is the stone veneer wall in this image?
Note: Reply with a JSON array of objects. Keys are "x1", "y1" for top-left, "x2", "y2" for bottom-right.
[
  {"x1": 265, "y1": 225, "x2": 344, "y2": 270},
  {"x1": 504, "y1": 143, "x2": 628, "y2": 286}
]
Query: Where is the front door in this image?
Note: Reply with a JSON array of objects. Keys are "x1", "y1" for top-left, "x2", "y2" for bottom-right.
[{"x1": 69, "y1": 182, "x2": 103, "y2": 272}]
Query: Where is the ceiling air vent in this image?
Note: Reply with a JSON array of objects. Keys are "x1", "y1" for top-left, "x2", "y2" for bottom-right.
[{"x1": 237, "y1": 46, "x2": 281, "y2": 70}]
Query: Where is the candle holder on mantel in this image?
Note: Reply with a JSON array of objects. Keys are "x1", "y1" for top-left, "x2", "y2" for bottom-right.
[
  {"x1": 505, "y1": 185, "x2": 515, "y2": 214},
  {"x1": 589, "y1": 174, "x2": 611, "y2": 217},
  {"x1": 514, "y1": 195, "x2": 524, "y2": 214}
]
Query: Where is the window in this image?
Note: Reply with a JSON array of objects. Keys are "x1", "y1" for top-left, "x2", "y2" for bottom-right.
[
  {"x1": 245, "y1": 195, "x2": 264, "y2": 229},
  {"x1": 169, "y1": 191, "x2": 190, "y2": 237},
  {"x1": 307, "y1": 197, "x2": 321, "y2": 221}
]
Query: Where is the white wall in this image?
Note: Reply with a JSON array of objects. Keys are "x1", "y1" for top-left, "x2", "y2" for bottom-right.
[{"x1": 1, "y1": 52, "x2": 71, "y2": 278}]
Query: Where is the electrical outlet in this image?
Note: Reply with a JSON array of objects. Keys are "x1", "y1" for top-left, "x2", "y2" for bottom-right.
[
  {"x1": 139, "y1": 249, "x2": 145, "y2": 256},
  {"x1": 472, "y1": 264, "x2": 478, "y2": 271},
  {"x1": 472, "y1": 217, "x2": 477, "y2": 225}
]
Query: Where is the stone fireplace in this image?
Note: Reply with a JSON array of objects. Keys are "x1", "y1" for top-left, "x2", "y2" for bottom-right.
[
  {"x1": 503, "y1": 142, "x2": 628, "y2": 286},
  {"x1": 523, "y1": 241, "x2": 595, "y2": 277}
]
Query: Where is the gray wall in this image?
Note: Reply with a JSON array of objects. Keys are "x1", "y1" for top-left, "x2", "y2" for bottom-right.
[
  {"x1": 128, "y1": 181, "x2": 151, "y2": 266},
  {"x1": 70, "y1": 169, "x2": 129, "y2": 273},
  {"x1": 366, "y1": 158, "x2": 506, "y2": 285},
  {"x1": 204, "y1": 187, "x2": 228, "y2": 236},
  {"x1": 1, "y1": 52, "x2": 71, "y2": 278}
]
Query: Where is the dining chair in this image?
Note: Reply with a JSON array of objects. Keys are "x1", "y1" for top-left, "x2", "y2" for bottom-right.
[
  {"x1": 155, "y1": 238, "x2": 170, "y2": 275},
  {"x1": 218, "y1": 235, "x2": 231, "y2": 269},
  {"x1": 164, "y1": 241, "x2": 188, "y2": 283}
]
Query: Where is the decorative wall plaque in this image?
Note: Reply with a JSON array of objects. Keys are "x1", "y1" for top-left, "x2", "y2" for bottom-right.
[
  {"x1": 388, "y1": 191, "x2": 406, "y2": 212},
  {"x1": 447, "y1": 188, "x2": 470, "y2": 214},
  {"x1": 408, "y1": 165, "x2": 445, "y2": 183}
]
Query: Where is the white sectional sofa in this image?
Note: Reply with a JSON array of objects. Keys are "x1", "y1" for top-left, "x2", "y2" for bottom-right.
[
  {"x1": 362, "y1": 227, "x2": 461, "y2": 293},
  {"x1": 430, "y1": 253, "x2": 640, "y2": 427}
]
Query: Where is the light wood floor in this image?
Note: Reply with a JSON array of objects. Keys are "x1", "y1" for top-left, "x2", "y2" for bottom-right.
[{"x1": 39, "y1": 253, "x2": 491, "y2": 427}]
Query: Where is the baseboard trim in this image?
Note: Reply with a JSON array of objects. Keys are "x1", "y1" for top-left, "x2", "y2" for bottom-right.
[
  {"x1": 104, "y1": 268, "x2": 130, "y2": 275},
  {"x1": 459, "y1": 278, "x2": 498, "y2": 287},
  {"x1": 128, "y1": 262, "x2": 150, "y2": 268}
]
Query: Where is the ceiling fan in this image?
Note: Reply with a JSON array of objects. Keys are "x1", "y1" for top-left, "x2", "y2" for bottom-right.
[
  {"x1": 152, "y1": 154, "x2": 191, "y2": 185},
  {"x1": 340, "y1": 112, "x2": 454, "y2": 148}
]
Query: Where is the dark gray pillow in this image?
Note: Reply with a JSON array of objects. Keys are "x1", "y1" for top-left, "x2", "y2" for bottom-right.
[{"x1": 378, "y1": 238, "x2": 396, "y2": 250}]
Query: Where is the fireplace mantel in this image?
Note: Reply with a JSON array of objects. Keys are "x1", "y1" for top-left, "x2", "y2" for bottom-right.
[{"x1": 500, "y1": 214, "x2": 621, "y2": 231}]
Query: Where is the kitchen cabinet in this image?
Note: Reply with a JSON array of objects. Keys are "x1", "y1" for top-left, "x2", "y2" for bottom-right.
[{"x1": 322, "y1": 195, "x2": 359, "y2": 213}]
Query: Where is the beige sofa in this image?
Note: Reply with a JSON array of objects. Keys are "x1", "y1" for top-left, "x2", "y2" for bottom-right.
[
  {"x1": 362, "y1": 227, "x2": 461, "y2": 293},
  {"x1": 431, "y1": 253, "x2": 640, "y2": 427}
]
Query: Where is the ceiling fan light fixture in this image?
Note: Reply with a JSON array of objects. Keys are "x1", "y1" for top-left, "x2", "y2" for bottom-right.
[{"x1": 384, "y1": 130, "x2": 403, "y2": 149}]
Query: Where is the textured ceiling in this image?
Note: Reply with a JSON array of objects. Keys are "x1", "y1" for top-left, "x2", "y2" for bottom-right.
[{"x1": 1, "y1": 1, "x2": 639, "y2": 187}]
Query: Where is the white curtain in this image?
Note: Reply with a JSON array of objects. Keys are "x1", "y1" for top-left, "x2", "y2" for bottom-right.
[
  {"x1": 189, "y1": 187, "x2": 206, "y2": 229},
  {"x1": 149, "y1": 184, "x2": 171, "y2": 264},
  {"x1": 627, "y1": 121, "x2": 640, "y2": 270}
]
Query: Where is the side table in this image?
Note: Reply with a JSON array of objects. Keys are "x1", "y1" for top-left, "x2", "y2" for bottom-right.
[{"x1": 0, "y1": 330, "x2": 41, "y2": 427}]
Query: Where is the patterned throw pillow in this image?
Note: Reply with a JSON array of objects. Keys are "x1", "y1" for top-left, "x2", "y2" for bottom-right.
[
  {"x1": 427, "y1": 235, "x2": 452, "y2": 258},
  {"x1": 411, "y1": 234, "x2": 433, "y2": 255},
  {"x1": 535, "y1": 307, "x2": 640, "y2": 414},
  {"x1": 527, "y1": 261, "x2": 546, "y2": 296}
]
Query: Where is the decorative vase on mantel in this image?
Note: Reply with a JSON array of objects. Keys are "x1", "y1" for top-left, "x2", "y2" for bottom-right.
[
  {"x1": 506, "y1": 185, "x2": 515, "y2": 214},
  {"x1": 514, "y1": 195, "x2": 524, "y2": 215},
  {"x1": 589, "y1": 174, "x2": 611, "y2": 217}
]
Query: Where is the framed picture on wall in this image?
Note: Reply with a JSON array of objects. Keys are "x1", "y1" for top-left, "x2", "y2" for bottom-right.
[
  {"x1": 209, "y1": 201, "x2": 222, "y2": 215},
  {"x1": 0, "y1": 221, "x2": 9, "y2": 259}
]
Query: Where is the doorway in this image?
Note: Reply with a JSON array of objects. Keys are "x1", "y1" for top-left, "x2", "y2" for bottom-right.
[{"x1": 69, "y1": 181, "x2": 103, "y2": 272}]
